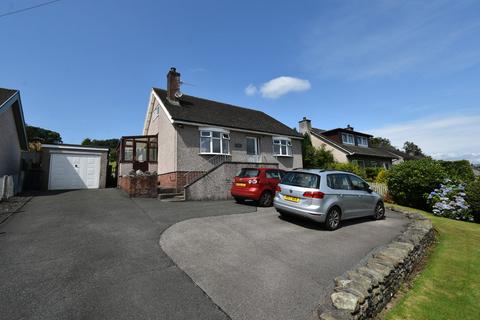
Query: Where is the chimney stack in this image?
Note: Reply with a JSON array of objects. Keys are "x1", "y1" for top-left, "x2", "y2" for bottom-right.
[
  {"x1": 346, "y1": 124, "x2": 354, "y2": 131},
  {"x1": 167, "y1": 67, "x2": 181, "y2": 103},
  {"x1": 298, "y1": 117, "x2": 312, "y2": 134}
]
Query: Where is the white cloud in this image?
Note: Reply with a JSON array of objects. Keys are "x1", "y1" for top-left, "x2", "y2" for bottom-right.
[
  {"x1": 244, "y1": 84, "x2": 257, "y2": 96},
  {"x1": 368, "y1": 114, "x2": 480, "y2": 163},
  {"x1": 259, "y1": 76, "x2": 311, "y2": 99}
]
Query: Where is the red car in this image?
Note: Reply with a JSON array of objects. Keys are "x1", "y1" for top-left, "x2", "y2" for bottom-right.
[{"x1": 230, "y1": 168, "x2": 285, "y2": 207}]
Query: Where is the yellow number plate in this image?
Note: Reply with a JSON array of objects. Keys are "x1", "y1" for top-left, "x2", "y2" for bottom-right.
[
  {"x1": 235, "y1": 183, "x2": 246, "y2": 187},
  {"x1": 284, "y1": 195, "x2": 300, "y2": 202}
]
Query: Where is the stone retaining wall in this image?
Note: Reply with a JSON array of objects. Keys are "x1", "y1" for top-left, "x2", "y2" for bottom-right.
[{"x1": 317, "y1": 208, "x2": 435, "y2": 320}]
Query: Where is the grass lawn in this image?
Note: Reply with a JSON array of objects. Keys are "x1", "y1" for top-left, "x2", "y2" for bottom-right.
[{"x1": 385, "y1": 204, "x2": 480, "y2": 320}]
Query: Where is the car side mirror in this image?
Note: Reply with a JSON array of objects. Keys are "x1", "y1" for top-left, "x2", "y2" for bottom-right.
[{"x1": 367, "y1": 187, "x2": 373, "y2": 193}]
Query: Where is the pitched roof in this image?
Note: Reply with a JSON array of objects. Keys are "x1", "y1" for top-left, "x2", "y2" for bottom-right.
[
  {"x1": 0, "y1": 88, "x2": 17, "y2": 107},
  {"x1": 310, "y1": 127, "x2": 397, "y2": 159},
  {"x1": 153, "y1": 88, "x2": 301, "y2": 137},
  {"x1": 0, "y1": 87, "x2": 28, "y2": 150}
]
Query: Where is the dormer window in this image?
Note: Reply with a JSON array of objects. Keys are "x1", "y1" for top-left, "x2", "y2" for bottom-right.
[
  {"x1": 356, "y1": 136, "x2": 368, "y2": 147},
  {"x1": 341, "y1": 133, "x2": 354, "y2": 145}
]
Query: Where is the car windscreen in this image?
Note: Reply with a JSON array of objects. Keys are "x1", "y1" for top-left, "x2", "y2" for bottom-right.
[
  {"x1": 236, "y1": 168, "x2": 260, "y2": 178},
  {"x1": 281, "y1": 172, "x2": 320, "y2": 189}
]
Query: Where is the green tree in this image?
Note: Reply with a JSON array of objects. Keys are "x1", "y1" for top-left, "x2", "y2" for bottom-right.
[
  {"x1": 81, "y1": 138, "x2": 119, "y2": 162},
  {"x1": 370, "y1": 136, "x2": 393, "y2": 149},
  {"x1": 301, "y1": 134, "x2": 334, "y2": 168},
  {"x1": 26, "y1": 125, "x2": 62, "y2": 143},
  {"x1": 403, "y1": 141, "x2": 425, "y2": 157},
  {"x1": 438, "y1": 160, "x2": 475, "y2": 183},
  {"x1": 387, "y1": 158, "x2": 447, "y2": 210}
]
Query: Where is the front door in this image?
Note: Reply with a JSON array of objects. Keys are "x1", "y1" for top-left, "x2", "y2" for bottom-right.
[{"x1": 246, "y1": 137, "x2": 260, "y2": 162}]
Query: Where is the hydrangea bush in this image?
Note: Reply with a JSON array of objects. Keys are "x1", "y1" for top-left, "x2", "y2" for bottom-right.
[{"x1": 427, "y1": 179, "x2": 472, "y2": 221}]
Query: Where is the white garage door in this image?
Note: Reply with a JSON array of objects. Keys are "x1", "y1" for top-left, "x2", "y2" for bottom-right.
[{"x1": 49, "y1": 153, "x2": 101, "y2": 190}]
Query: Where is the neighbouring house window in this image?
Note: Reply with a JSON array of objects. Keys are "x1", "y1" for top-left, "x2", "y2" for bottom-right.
[
  {"x1": 356, "y1": 136, "x2": 368, "y2": 147},
  {"x1": 273, "y1": 137, "x2": 292, "y2": 156},
  {"x1": 121, "y1": 135, "x2": 158, "y2": 163},
  {"x1": 199, "y1": 129, "x2": 230, "y2": 154},
  {"x1": 341, "y1": 133, "x2": 354, "y2": 145},
  {"x1": 352, "y1": 159, "x2": 366, "y2": 168}
]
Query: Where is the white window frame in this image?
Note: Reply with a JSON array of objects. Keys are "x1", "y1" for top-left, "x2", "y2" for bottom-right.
[
  {"x1": 272, "y1": 136, "x2": 292, "y2": 157},
  {"x1": 356, "y1": 136, "x2": 368, "y2": 147},
  {"x1": 341, "y1": 133, "x2": 355, "y2": 145},
  {"x1": 199, "y1": 127, "x2": 230, "y2": 155}
]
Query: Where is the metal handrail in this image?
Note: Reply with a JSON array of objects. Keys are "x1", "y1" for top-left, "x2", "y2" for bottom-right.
[{"x1": 183, "y1": 154, "x2": 231, "y2": 186}]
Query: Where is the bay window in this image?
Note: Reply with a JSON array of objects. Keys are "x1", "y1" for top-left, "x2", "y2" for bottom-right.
[
  {"x1": 273, "y1": 137, "x2": 292, "y2": 156},
  {"x1": 199, "y1": 128, "x2": 230, "y2": 154}
]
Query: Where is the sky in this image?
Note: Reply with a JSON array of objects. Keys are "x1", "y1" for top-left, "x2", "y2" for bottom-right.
[{"x1": 1, "y1": 0, "x2": 479, "y2": 163}]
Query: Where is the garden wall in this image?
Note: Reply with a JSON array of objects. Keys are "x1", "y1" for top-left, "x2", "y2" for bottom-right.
[
  {"x1": 118, "y1": 174, "x2": 157, "y2": 198},
  {"x1": 316, "y1": 208, "x2": 435, "y2": 320}
]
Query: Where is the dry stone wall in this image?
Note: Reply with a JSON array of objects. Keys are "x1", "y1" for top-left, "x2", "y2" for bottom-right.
[{"x1": 317, "y1": 208, "x2": 435, "y2": 320}]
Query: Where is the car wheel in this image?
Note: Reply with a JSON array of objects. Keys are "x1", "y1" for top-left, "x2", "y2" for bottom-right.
[
  {"x1": 234, "y1": 197, "x2": 244, "y2": 204},
  {"x1": 325, "y1": 207, "x2": 341, "y2": 231},
  {"x1": 373, "y1": 202, "x2": 385, "y2": 220},
  {"x1": 258, "y1": 191, "x2": 273, "y2": 207}
]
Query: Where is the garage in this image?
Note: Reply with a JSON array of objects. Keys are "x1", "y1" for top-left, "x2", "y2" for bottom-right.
[{"x1": 41, "y1": 144, "x2": 109, "y2": 190}]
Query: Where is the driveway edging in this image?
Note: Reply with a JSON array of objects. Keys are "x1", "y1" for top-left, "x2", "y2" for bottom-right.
[{"x1": 316, "y1": 206, "x2": 435, "y2": 320}]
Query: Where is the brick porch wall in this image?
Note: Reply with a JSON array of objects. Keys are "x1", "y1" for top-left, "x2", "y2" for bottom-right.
[{"x1": 118, "y1": 175, "x2": 157, "y2": 198}]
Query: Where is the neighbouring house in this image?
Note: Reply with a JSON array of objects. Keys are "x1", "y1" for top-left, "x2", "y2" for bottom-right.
[
  {"x1": 118, "y1": 67, "x2": 303, "y2": 199},
  {"x1": 0, "y1": 88, "x2": 28, "y2": 197},
  {"x1": 299, "y1": 117, "x2": 398, "y2": 169}
]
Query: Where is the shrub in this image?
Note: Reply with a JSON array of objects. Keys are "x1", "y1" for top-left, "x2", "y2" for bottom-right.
[
  {"x1": 375, "y1": 169, "x2": 388, "y2": 183},
  {"x1": 466, "y1": 178, "x2": 480, "y2": 223},
  {"x1": 302, "y1": 134, "x2": 334, "y2": 168},
  {"x1": 427, "y1": 180, "x2": 472, "y2": 221},
  {"x1": 438, "y1": 160, "x2": 475, "y2": 183},
  {"x1": 328, "y1": 163, "x2": 367, "y2": 179},
  {"x1": 365, "y1": 167, "x2": 382, "y2": 182},
  {"x1": 387, "y1": 159, "x2": 447, "y2": 210}
]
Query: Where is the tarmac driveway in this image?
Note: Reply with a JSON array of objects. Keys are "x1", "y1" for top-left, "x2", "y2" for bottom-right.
[
  {"x1": 0, "y1": 189, "x2": 254, "y2": 320},
  {"x1": 161, "y1": 207, "x2": 409, "y2": 320}
]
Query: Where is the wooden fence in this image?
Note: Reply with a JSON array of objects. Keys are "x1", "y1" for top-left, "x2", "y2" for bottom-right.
[{"x1": 369, "y1": 182, "x2": 388, "y2": 196}]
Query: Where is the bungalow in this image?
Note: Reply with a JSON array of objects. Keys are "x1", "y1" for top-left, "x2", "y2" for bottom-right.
[
  {"x1": 299, "y1": 117, "x2": 398, "y2": 169},
  {"x1": 118, "y1": 68, "x2": 303, "y2": 198},
  {"x1": 0, "y1": 88, "x2": 28, "y2": 196}
]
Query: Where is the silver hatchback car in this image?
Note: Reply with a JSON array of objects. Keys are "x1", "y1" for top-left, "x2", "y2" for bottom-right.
[{"x1": 273, "y1": 169, "x2": 385, "y2": 230}]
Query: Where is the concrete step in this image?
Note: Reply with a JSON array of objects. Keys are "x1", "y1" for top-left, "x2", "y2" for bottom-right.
[
  {"x1": 158, "y1": 192, "x2": 184, "y2": 200},
  {"x1": 158, "y1": 187, "x2": 178, "y2": 194},
  {"x1": 160, "y1": 195, "x2": 186, "y2": 202}
]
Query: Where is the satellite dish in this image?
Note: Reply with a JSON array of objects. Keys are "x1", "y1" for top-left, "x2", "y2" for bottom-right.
[{"x1": 174, "y1": 90, "x2": 183, "y2": 98}]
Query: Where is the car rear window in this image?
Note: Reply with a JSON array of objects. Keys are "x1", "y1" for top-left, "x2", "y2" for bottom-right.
[
  {"x1": 281, "y1": 172, "x2": 320, "y2": 189},
  {"x1": 236, "y1": 168, "x2": 260, "y2": 178}
]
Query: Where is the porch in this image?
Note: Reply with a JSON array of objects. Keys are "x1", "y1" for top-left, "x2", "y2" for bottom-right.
[{"x1": 117, "y1": 135, "x2": 158, "y2": 176}]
